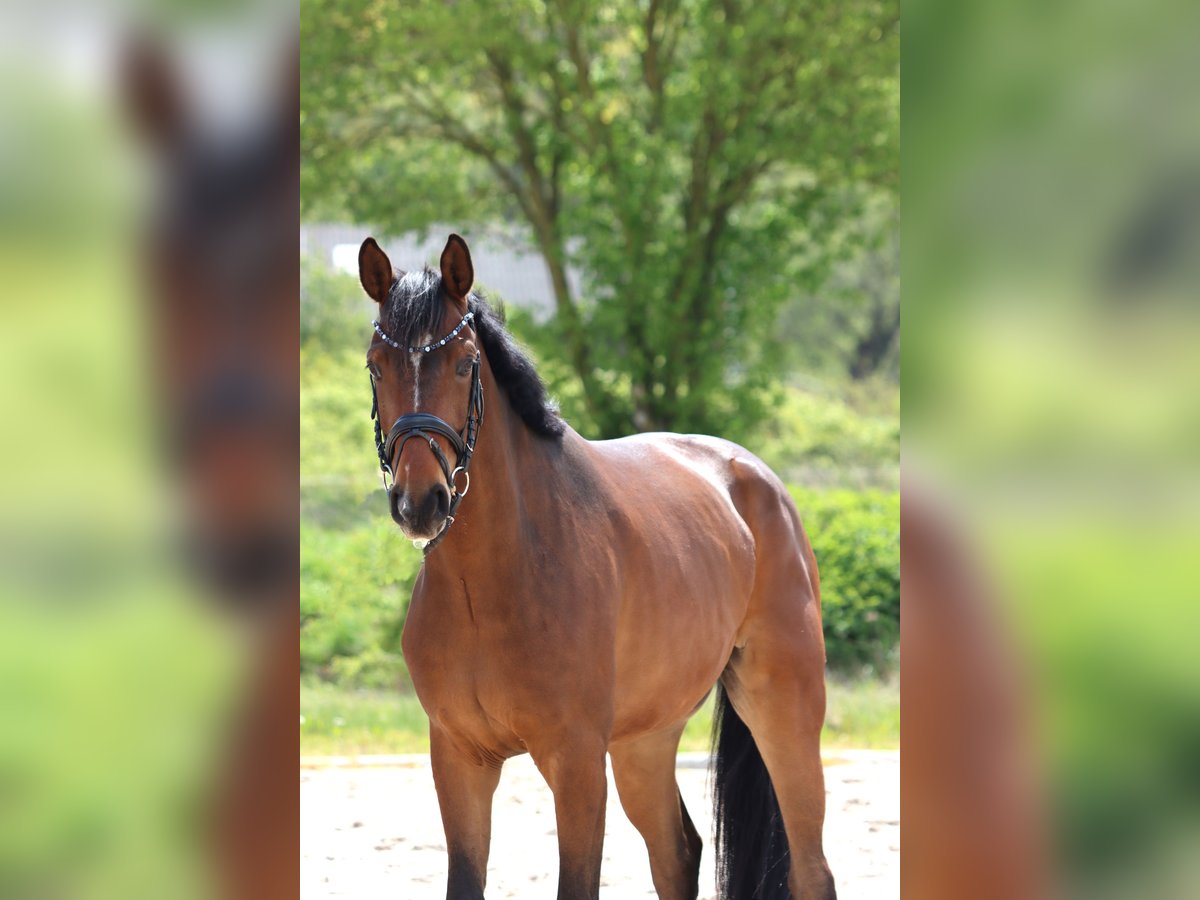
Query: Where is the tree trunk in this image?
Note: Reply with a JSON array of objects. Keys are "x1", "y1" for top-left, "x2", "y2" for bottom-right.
[{"x1": 849, "y1": 300, "x2": 900, "y2": 381}]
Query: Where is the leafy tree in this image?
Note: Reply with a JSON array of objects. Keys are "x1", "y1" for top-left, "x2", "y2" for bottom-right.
[
  {"x1": 779, "y1": 193, "x2": 899, "y2": 382},
  {"x1": 302, "y1": 0, "x2": 898, "y2": 438}
]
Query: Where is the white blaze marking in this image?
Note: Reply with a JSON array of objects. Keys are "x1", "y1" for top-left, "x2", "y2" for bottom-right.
[{"x1": 411, "y1": 333, "x2": 431, "y2": 409}]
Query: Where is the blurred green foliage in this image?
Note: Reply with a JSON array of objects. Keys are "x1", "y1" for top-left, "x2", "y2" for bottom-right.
[
  {"x1": 302, "y1": 0, "x2": 898, "y2": 441},
  {"x1": 757, "y1": 378, "x2": 899, "y2": 490},
  {"x1": 993, "y1": 518, "x2": 1200, "y2": 891},
  {"x1": 905, "y1": 0, "x2": 1200, "y2": 893},
  {"x1": 0, "y1": 86, "x2": 235, "y2": 897},
  {"x1": 300, "y1": 517, "x2": 420, "y2": 688},
  {"x1": 300, "y1": 257, "x2": 376, "y2": 356},
  {"x1": 300, "y1": 265, "x2": 420, "y2": 687},
  {"x1": 0, "y1": 600, "x2": 234, "y2": 900}
]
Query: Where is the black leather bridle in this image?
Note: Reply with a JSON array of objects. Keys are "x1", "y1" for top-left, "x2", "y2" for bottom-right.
[{"x1": 370, "y1": 310, "x2": 484, "y2": 553}]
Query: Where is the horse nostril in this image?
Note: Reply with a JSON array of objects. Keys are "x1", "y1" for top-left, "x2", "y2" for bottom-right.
[{"x1": 428, "y1": 483, "x2": 450, "y2": 521}]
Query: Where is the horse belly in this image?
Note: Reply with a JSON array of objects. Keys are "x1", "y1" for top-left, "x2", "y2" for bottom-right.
[{"x1": 609, "y1": 507, "x2": 752, "y2": 741}]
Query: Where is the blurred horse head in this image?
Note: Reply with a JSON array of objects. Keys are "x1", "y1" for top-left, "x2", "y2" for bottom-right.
[
  {"x1": 122, "y1": 30, "x2": 299, "y2": 900},
  {"x1": 123, "y1": 33, "x2": 298, "y2": 608}
]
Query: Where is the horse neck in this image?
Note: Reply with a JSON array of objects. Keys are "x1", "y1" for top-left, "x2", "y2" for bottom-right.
[{"x1": 422, "y1": 354, "x2": 555, "y2": 573}]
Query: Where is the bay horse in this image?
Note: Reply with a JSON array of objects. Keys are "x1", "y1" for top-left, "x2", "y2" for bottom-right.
[{"x1": 359, "y1": 234, "x2": 835, "y2": 900}]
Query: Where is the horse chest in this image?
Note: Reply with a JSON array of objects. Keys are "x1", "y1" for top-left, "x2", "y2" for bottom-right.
[{"x1": 403, "y1": 581, "x2": 615, "y2": 750}]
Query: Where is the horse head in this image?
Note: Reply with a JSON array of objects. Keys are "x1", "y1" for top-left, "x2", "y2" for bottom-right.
[{"x1": 360, "y1": 234, "x2": 483, "y2": 547}]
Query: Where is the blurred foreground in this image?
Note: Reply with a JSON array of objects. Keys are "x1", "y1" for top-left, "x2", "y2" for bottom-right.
[
  {"x1": 905, "y1": 1, "x2": 1200, "y2": 898},
  {"x1": 0, "y1": 4, "x2": 296, "y2": 898}
]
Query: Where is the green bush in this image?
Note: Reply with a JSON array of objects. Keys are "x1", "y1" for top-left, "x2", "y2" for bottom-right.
[
  {"x1": 300, "y1": 516, "x2": 422, "y2": 689},
  {"x1": 300, "y1": 348, "x2": 378, "y2": 502},
  {"x1": 790, "y1": 487, "x2": 900, "y2": 675}
]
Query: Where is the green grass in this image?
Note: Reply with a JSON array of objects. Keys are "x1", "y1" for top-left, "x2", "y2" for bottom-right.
[
  {"x1": 300, "y1": 674, "x2": 898, "y2": 757},
  {"x1": 301, "y1": 680, "x2": 430, "y2": 755},
  {"x1": 821, "y1": 673, "x2": 901, "y2": 749}
]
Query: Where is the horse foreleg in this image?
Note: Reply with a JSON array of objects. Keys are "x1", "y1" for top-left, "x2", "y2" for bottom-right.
[
  {"x1": 610, "y1": 724, "x2": 702, "y2": 900},
  {"x1": 429, "y1": 725, "x2": 503, "y2": 900},
  {"x1": 529, "y1": 734, "x2": 608, "y2": 900}
]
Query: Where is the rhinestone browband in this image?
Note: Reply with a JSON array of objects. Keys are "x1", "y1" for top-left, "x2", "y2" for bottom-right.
[{"x1": 373, "y1": 311, "x2": 475, "y2": 354}]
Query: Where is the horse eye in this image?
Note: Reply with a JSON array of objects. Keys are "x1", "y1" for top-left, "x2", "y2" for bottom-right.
[{"x1": 456, "y1": 358, "x2": 473, "y2": 377}]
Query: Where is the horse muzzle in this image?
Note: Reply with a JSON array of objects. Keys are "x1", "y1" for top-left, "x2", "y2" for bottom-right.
[{"x1": 389, "y1": 482, "x2": 451, "y2": 541}]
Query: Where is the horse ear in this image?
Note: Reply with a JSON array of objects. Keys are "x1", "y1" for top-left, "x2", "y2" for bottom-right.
[
  {"x1": 120, "y1": 32, "x2": 189, "y2": 151},
  {"x1": 440, "y1": 234, "x2": 474, "y2": 302},
  {"x1": 358, "y1": 238, "x2": 395, "y2": 304}
]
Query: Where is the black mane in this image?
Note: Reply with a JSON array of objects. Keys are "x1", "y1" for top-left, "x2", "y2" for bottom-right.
[{"x1": 384, "y1": 268, "x2": 565, "y2": 440}]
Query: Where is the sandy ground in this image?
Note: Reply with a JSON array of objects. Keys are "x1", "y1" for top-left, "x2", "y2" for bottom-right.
[{"x1": 301, "y1": 750, "x2": 898, "y2": 899}]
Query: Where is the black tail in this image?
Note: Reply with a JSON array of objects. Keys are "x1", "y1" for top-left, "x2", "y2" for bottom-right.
[{"x1": 711, "y1": 684, "x2": 793, "y2": 899}]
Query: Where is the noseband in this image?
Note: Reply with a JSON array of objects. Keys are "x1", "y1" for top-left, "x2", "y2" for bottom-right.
[{"x1": 370, "y1": 310, "x2": 484, "y2": 553}]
